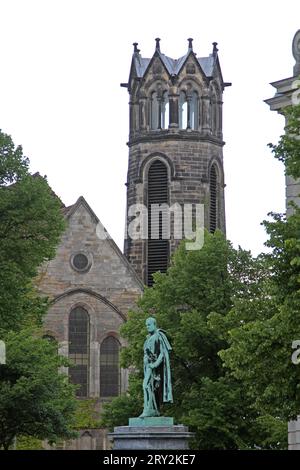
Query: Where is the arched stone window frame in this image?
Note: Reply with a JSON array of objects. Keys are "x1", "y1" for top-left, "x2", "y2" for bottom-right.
[
  {"x1": 143, "y1": 156, "x2": 171, "y2": 286},
  {"x1": 178, "y1": 79, "x2": 202, "y2": 130},
  {"x1": 51, "y1": 291, "x2": 126, "y2": 399},
  {"x1": 141, "y1": 153, "x2": 173, "y2": 184},
  {"x1": 147, "y1": 81, "x2": 169, "y2": 131},
  {"x1": 68, "y1": 305, "x2": 90, "y2": 398},
  {"x1": 210, "y1": 81, "x2": 222, "y2": 136},
  {"x1": 100, "y1": 334, "x2": 121, "y2": 398},
  {"x1": 190, "y1": 90, "x2": 199, "y2": 130},
  {"x1": 42, "y1": 333, "x2": 58, "y2": 352},
  {"x1": 150, "y1": 90, "x2": 159, "y2": 129},
  {"x1": 179, "y1": 90, "x2": 188, "y2": 129},
  {"x1": 42, "y1": 331, "x2": 57, "y2": 342},
  {"x1": 161, "y1": 90, "x2": 169, "y2": 129},
  {"x1": 208, "y1": 159, "x2": 223, "y2": 233},
  {"x1": 129, "y1": 83, "x2": 140, "y2": 134}
]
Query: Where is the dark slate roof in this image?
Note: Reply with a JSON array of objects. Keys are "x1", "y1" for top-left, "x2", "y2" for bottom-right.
[
  {"x1": 61, "y1": 204, "x2": 74, "y2": 216},
  {"x1": 133, "y1": 56, "x2": 150, "y2": 77},
  {"x1": 131, "y1": 50, "x2": 215, "y2": 79},
  {"x1": 198, "y1": 56, "x2": 215, "y2": 77}
]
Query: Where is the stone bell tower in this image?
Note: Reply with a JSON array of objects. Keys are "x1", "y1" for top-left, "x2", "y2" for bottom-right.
[{"x1": 122, "y1": 38, "x2": 231, "y2": 285}]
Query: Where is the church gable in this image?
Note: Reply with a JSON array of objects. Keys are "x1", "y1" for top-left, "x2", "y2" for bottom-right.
[
  {"x1": 176, "y1": 51, "x2": 208, "y2": 88},
  {"x1": 38, "y1": 196, "x2": 143, "y2": 300},
  {"x1": 141, "y1": 53, "x2": 171, "y2": 92},
  {"x1": 37, "y1": 196, "x2": 142, "y2": 408}
]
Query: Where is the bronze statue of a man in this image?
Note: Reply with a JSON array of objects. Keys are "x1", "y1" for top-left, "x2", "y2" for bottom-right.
[{"x1": 139, "y1": 317, "x2": 173, "y2": 418}]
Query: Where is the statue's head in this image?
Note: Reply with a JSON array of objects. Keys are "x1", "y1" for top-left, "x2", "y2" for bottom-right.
[{"x1": 146, "y1": 317, "x2": 157, "y2": 334}]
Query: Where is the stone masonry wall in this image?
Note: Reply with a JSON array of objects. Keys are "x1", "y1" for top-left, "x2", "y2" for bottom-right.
[{"x1": 125, "y1": 136, "x2": 225, "y2": 281}]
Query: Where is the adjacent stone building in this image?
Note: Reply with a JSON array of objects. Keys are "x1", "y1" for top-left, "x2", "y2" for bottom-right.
[
  {"x1": 265, "y1": 29, "x2": 300, "y2": 216},
  {"x1": 265, "y1": 29, "x2": 300, "y2": 451}
]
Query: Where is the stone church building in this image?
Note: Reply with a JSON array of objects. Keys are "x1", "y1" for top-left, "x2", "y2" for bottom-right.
[
  {"x1": 38, "y1": 38, "x2": 230, "y2": 449},
  {"x1": 38, "y1": 196, "x2": 143, "y2": 449}
]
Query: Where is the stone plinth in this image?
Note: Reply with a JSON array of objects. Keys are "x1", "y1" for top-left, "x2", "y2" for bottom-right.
[
  {"x1": 288, "y1": 418, "x2": 300, "y2": 450},
  {"x1": 108, "y1": 417, "x2": 193, "y2": 450},
  {"x1": 129, "y1": 417, "x2": 174, "y2": 427}
]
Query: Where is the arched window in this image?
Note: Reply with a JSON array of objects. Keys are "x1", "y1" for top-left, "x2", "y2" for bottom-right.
[
  {"x1": 151, "y1": 90, "x2": 169, "y2": 130},
  {"x1": 147, "y1": 159, "x2": 169, "y2": 286},
  {"x1": 211, "y1": 96, "x2": 217, "y2": 135},
  {"x1": 179, "y1": 91, "x2": 187, "y2": 129},
  {"x1": 151, "y1": 91, "x2": 159, "y2": 130},
  {"x1": 190, "y1": 91, "x2": 199, "y2": 130},
  {"x1": 42, "y1": 334, "x2": 56, "y2": 343},
  {"x1": 69, "y1": 307, "x2": 89, "y2": 397},
  {"x1": 210, "y1": 85, "x2": 220, "y2": 136},
  {"x1": 161, "y1": 91, "x2": 169, "y2": 129},
  {"x1": 209, "y1": 164, "x2": 218, "y2": 233},
  {"x1": 42, "y1": 334, "x2": 58, "y2": 353},
  {"x1": 100, "y1": 336, "x2": 120, "y2": 397}
]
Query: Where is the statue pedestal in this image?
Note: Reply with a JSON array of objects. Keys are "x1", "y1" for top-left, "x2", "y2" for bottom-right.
[{"x1": 108, "y1": 417, "x2": 193, "y2": 450}]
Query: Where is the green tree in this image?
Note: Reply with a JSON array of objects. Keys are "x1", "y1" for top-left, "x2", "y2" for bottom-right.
[
  {"x1": 0, "y1": 129, "x2": 77, "y2": 448},
  {"x1": 220, "y1": 208, "x2": 300, "y2": 425},
  {"x1": 102, "y1": 231, "x2": 278, "y2": 449},
  {"x1": 0, "y1": 130, "x2": 65, "y2": 332},
  {"x1": 102, "y1": 104, "x2": 300, "y2": 451},
  {"x1": 0, "y1": 329, "x2": 77, "y2": 450},
  {"x1": 268, "y1": 102, "x2": 300, "y2": 178},
  {"x1": 220, "y1": 103, "x2": 300, "y2": 443}
]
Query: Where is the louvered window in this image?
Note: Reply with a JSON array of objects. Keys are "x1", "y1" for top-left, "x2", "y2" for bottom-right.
[
  {"x1": 69, "y1": 307, "x2": 89, "y2": 397},
  {"x1": 209, "y1": 165, "x2": 218, "y2": 233},
  {"x1": 147, "y1": 160, "x2": 169, "y2": 286},
  {"x1": 100, "y1": 336, "x2": 120, "y2": 397}
]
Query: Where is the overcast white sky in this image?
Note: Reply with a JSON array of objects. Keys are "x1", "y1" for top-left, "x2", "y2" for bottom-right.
[{"x1": 0, "y1": 0, "x2": 299, "y2": 255}]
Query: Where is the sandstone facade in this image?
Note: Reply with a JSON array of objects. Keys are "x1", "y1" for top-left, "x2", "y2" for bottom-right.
[{"x1": 37, "y1": 196, "x2": 143, "y2": 449}]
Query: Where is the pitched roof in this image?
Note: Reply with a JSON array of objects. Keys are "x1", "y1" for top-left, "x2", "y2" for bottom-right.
[
  {"x1": 198, "y1": 56, "x2": 215, "y2": 77},
  {"x1": 129, "y1": 46, "x2": 219, "y2": 83},
  {"x1": 64, "y1": 196, "x2": 144, "y2": 290},
  {"x1": 61, "y1": 204, "x2": 74, "y2": 216}
]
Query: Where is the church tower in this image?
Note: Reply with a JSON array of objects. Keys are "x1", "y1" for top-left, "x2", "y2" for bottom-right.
[{"x1": 122, "y1": 38, "x2": 230, "y2": 285}]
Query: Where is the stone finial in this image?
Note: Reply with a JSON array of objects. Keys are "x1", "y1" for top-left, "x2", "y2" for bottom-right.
[
  {"x1": 188, "y1": 38, "x2": 193, "y2": 51},
  {"x1": 133, "y1": 42, "x2": 139, "y2": 53},
  {"x1": 212, "y1": 42, "x2": 219, "y2": 56},
  {"x1": 155, "y1": 38, "x2": 161, "y2": 52},
  {"x1": 292, "y1": 30, "x2": 300, "y2": 76}
]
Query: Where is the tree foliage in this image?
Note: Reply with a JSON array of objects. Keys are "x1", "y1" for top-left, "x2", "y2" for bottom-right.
[
  {"x1": 102, "y1": 105, "x2": 300, "y2": 449},
  {"x1": 0, "y1": 130, "x2": 65, "y2": 332},
  {"x1": 220, "y1": 103, "x2": 300, "y2": 443},
  {"x1": 0, "y1": 329, "x2": 77, "y2": 450},
  {"x1": 102, "y1": 231, "x2": 287, "y2": 448},
  {"x1": 221, "y1": 207, "x2": 300, "y2": 423},
  {"x1": 0, "y1": 129, "x2": 77, "y2": 449},
  {"x1": 268, "y1": 103, "x2": 300, "y2": 178}
]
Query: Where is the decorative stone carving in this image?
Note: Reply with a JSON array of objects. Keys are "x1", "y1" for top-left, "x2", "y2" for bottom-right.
[
  {"x1": 153, "y1": 62, "x2": 163, "y2": 75},
  {"x1": 186, "y1": 63, "x2": 196, "y2": 74},
  {"x1": 293, "y1": 30, "x2": 300, "y2": 76}
]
